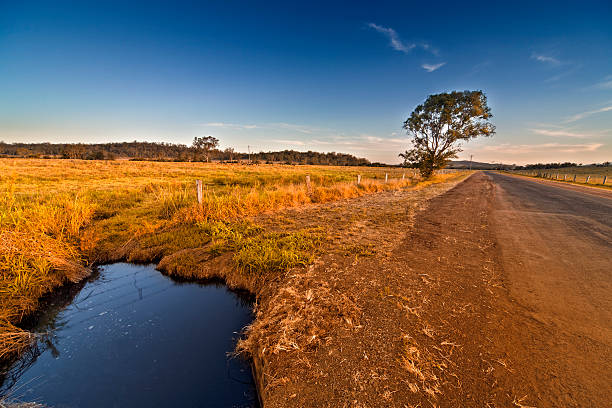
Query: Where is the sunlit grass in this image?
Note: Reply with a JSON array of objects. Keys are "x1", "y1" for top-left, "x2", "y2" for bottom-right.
[{"x1": 0, "y1": 158, "x2": 446, "y2": 359}]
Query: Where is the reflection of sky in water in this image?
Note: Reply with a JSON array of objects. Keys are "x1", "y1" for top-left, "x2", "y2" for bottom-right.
[{"x1": 2, "y1": 263, "x2": 257, "y2": 408}]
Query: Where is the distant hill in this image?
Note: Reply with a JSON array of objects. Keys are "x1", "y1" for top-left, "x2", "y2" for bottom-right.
[
  {"x1": 449, "y1": 160, "x2": 518, "y2": 170},
  {"x1": 447, "y1": 160, "x2": 514, "y2": 170}
]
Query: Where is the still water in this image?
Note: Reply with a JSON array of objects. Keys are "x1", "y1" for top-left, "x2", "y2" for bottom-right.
[{"x1": 0, "y1": 263, "x2": 257, "y2": 408}]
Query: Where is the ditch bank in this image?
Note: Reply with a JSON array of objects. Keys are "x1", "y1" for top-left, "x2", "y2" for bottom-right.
[
  {"x1": 2, "y1": 173, "x2": 468, "y2": 407},
  {"x1": 101, "y1": 173, "x2": 468, "y2": 407}
]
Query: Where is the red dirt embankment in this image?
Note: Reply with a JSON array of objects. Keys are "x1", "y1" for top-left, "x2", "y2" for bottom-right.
[
  {"x1": 167, "y1": 171, "x2": 611, "y2": 407},
  {"x1": 252, "y1": 171, "x2": 518, "y2": 407},
  {"x1": 251, "y1": 171, "x2": 611, "y2": 407}
]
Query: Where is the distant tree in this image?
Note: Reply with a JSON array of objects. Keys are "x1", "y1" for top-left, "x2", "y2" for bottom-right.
[
  {"x1": 192, "y1": 136, "x2": 219, "y2": 162},
  {"x1": 399, "y1": 90, "x2": 495, "y2": 178},
  {"x1": 224, "y1": 147, "x2": 235, "y2": 162},
  {"x1": 86, "y1": 150, "x2": 105, "y2": 160}
]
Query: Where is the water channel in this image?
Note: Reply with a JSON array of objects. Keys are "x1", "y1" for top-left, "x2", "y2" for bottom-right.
[{"x1": 0, "y1": 263, "x2": 258, "y2": 407}]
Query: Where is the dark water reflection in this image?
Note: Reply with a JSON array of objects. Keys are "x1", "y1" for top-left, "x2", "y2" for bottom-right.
[{"x1": 0, "y1": 263, "x2": 258, "y2": 408}]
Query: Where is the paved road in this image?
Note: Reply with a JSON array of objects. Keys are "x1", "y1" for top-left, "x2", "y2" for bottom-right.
[{"x1": 485, "y1": 171, "x2": 612, "y2": 407}]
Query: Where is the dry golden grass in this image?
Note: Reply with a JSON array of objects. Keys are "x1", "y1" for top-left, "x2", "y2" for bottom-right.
[
  {"x1": 0, "y1": 159, "x2": 428, "y2": 360},
  {"x1": 512, "y1": 166, "x2": 612, "y2": 187},
  {"x1": 0, "y1": 159, "x2": 470, "y2": 372}
]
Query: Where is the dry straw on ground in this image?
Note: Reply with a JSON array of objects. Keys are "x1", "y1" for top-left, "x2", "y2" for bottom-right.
[{"x1": 0, "y1": 159, "x2": 422, "y2": 361}]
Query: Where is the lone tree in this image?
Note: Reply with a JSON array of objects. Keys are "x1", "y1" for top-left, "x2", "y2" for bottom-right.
[
  {"x1": 399, "y1": 90, "x2": 495, "y2": 178},
  {"x1": 192, "y1": 136, "x2": 219, "y2": 162}
]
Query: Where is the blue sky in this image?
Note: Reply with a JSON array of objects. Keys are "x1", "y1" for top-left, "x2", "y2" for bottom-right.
[{"x1": 1, "y1": 0, "x2": 611, "y2": 164}]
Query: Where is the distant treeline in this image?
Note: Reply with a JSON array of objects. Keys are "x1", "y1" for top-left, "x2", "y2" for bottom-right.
[
  {"x1": 514, "y1": 161, "x2": 611, "y2": 169},
  {"x1": 0, "y1": 141, "x2": 376, "y2": 166}
]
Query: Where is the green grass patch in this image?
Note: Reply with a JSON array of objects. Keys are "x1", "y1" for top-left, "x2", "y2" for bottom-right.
[{"x1": 198, "y1": 221, "x2": 324, "y2": 275}]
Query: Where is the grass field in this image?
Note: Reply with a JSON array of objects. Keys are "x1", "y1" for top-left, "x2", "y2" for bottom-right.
[
  {"x1": 0, "y1": 158, "x2": 451, "y2": 360},
  {"x1": 512, "y1": 166, "x2": 611, "y2": 186}
]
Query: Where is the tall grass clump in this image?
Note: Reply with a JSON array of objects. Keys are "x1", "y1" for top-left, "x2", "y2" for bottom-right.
[
  {"x1": 0, "y1": 190, "x2": 94, "y2": 359},
  {"x1": 178, "y1": 176, "x2": 421, "y2": 223}
]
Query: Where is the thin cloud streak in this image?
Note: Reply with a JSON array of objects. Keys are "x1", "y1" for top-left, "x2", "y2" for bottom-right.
[
  {"x1": 269, "y1": 139, "x2": 306, "y2": 146},
  {"x1": 529, "y1": 128, "x2": 595, "y2": 139},
  {"x1": 565, "y1": 105, "x2": 612, "y2": 123},
  {"x1": 202, "y1": 122, "x2": 258, "y2": 129},
  {"x1": 367, "y1": 23, "x2": 415, "y2": 53},
  {"x1": 482, "y1": 142, "x2": 603, "y2": 154},
  {"x1": 422, "y1": 62, "x2": 445, "y2": 72},
  {"x1": 367, "y1": 23, "x2": 436, "y2": 55},
  {"x1": 545, "y1": 66, "x2": 580, "y2": 82},
  {"x1": 531, "y1": 53, "x2": 560, "y2": 64},
  {"x1": 594, "y1": 76, "x2": 612, "y2": 89},
  {"x1": 201, "y1": 122, "x2": 323, "y2": 133}
]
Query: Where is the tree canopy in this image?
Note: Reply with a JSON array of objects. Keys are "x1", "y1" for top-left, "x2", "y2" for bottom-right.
[
  {"x1": 0, "y1": 142, "x2": 373, "y2": 166},
  {"x1": 192, "y1": 136, "x2": 219, "y2": 162},
  {"x1": 400, "y1": 90, "x2": 495, "y2": 178}
]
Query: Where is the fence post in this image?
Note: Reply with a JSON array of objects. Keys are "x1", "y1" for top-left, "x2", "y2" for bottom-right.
[
  {"x1": 306, "y1": 175, "x2": 312, "y2": 194},
  {"x1": 385, "y1": 173, "x2": 388, "y2": 183},
  {"x1": 196, "y1": 179, "x2": 203, "y2": 205},
  {"x1": 586, "y1": 175, "x2": 591, "y2": 184},
  {"x1": 357, "y1": 174, "x2": 361, "y2": 185}
]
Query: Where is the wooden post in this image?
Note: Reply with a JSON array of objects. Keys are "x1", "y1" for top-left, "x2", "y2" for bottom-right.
[
  {"x1": 563, "y1": 174, "x2": 566, "y2": 181},
  {"x1": 573, "y1": 174, "x2": 576, "y2": 182},
  {"x1": 196, "y1": 179, "x2": 203, "y2": 205},
  {"x1": 306, "y1": 175, "x2": 312, "y2": 194},
  {"x1": 586, "y1": 175, "x2": 591, "y2": 184},
  {"x1": 357, "y1": 174, "x2": 361, "y2": 185},
  {"x1": 385, "y1": 173, "x2": 388, "y2": 183}
]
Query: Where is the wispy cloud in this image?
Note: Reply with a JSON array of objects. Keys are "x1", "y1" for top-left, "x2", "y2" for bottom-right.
[
  {"x1": 269, "y1": 139, "x2": 306, "y2": 146},
  {"x1": 531, "y1": 53, "x2": 560, "y2": 64},
  {"x1": 421, "y1": 62, "x2": 445, "y2": 72},
  {"x1": 565, "y1": 105, "x2": 612, "y2": 123},
  {"x1": 482, "y1": 142, "x2": 603, "y2": 154},
  {"x1": 202, "y1": 122, "x2": 258, "y2": 129},
  {"x1": 470, "y1": 60, "x2": 491, "y2": 74},
  {"x1": 367, "y1": 23, "x2": 437, "y2": 55},
  {"x1": 594, "y1": 75, "x2": 612, "y2": 89},
  {"x1": 272, "y1": 123, "x2": 321, "y2": 134},
  {"x1": 201, "y1": 122, "x2": 325, "y2": 133},
  {"x1": 545, "y1": 65, "x2": 581, "y2": 82},
  {"x1": 367, "y1": 23, "x2": 415, "y2": 53},
  {"x1": 529, "y1": 128, "x2": 595, "y2": 139}
]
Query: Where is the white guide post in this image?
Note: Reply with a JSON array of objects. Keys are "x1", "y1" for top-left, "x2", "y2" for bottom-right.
[{"x1": 196, "y1": 179, "x2": 203, "y2": 205}]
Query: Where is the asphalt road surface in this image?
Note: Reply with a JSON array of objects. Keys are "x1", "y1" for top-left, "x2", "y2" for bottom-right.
[{"x1": 485, "y1": 172, "x2": 612, "y2": 407}]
